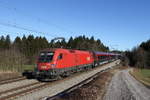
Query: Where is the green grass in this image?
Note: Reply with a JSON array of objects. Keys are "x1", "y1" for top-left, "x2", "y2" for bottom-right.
[
  {"x1": 22, "y1": 65, "x2": 35, "y2": 71},
  {"x1": 140, "y1": 69, "x2": 150, "y2": 78},
  {"x1": 130, "y1": 68, "x2": 150, "y2": 87},
  {"x1": 0, "y1": 64, "x2": 35, "y2": 72}
]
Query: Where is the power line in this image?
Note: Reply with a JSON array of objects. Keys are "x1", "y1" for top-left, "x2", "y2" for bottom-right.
[
  {"x1": 0, "y1": 21, "x2": 57, "y2": 37},
  {"x1": 0, "y1": 1, "x2": 75, "y2": 36}
]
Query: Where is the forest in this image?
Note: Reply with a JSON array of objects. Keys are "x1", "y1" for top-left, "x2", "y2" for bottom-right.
[
  {"x1": 125, "y1": 39, "x2": 150, "y2": 69},
  {"x1": 0, "y1": 35, "x2": 109, "y2": 72}
]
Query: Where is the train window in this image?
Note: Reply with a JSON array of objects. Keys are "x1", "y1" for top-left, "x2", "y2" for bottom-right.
[
  {"x1": 58, "y1": 53, "x2": 63, "y2": 60},
  {"x1": 40, "y1": 52, "x2": 45, "y2": 57},
  {"x1": 46, "y1": 52, "x2": 54, "y2": 62},
  {"x1": 47, "y1": 52, "x2": 54, "y2": 56},
  {"x1": 98, "y1": 56, "x2": 101, "y2": 60},
  {"x1": 38, "y1": 52, "x2": 54, "y2": 62}
]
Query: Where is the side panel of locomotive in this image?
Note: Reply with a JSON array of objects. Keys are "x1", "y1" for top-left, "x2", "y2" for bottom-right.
[{"x1": 51, "y1": 49, "x2": 94, "y2": 69}]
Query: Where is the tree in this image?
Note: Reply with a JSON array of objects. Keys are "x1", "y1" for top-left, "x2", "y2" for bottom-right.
[
  {"x1": 145, "y1": 52, "x2": 150, "y2": 68},
  {"x1": 14, "y1": 36, "x2": 22, "y2": 50},
  {"x1": 5, "y1": 35, "x2": 11, "y2": 49},
  {"x1": 0, "y1": 36, "x2": 5, "y2": 49},
  {"x1": 126, "y1": 39, "x2": 150, "y2": 69},
  {"x1": 90, "y1": 36, "x2": 94, "y2": 44},
  {"x1": 67, "y1": 36, "x2": 73, "y2": 48}
]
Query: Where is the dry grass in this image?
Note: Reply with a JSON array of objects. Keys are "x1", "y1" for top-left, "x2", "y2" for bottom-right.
[{"x1": 0, "y1": 71, "x2": 20, "y2": 81}]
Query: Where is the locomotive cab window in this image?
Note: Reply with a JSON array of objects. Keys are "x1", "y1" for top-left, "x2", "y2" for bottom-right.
[
  {"x1": 58, "y1": 53, "x2": 63, "y2": 60},
  {"x1": 38, "y1": 52, "x2": 54, "y2": 62}
]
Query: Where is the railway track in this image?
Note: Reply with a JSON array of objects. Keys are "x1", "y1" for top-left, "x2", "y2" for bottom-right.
[
  {"x1": 0, "y1": 60, "x2": 120, "y2": 100},
  {"x1": 0, "y1": 73, "x2": 100, "y2": 100},
  {"x1": 0, "y1": 77, "x2": 74, "y2": 100},
  {"x1": 0, "y1": 81, "x2": 49, "y2": 100},
  {"x1": 0, "y1": 76, "x2": 26, "y2": 85},
  {"x1": 46, "y1": 66, "x2": 111, "y2": 100}
]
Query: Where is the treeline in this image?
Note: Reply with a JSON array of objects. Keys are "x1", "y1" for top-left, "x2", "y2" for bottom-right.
[
  {"x1": 0, "y1": 35, "x2": 109, "y2": 71},
  {"x1": 125, "y1": 39, "x2": 150, "y2": 69}
]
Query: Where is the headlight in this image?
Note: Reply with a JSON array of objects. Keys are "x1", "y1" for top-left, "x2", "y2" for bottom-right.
[
  {"x1": 41, "y1": 66, "x2": 47, "y2": 69},
  {"x1": 51, "y1": 64, "x2": 56, "y2": 68}
]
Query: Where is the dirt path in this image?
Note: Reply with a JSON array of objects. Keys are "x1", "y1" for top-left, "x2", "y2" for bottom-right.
[{"x1": 103, "y1": 69, "x2": 150, "y2": 100}]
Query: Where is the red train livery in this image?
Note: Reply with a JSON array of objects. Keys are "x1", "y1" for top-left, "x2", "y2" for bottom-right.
[{"x1": 23, "y1": 48, "x2": 120, "y2": 81}]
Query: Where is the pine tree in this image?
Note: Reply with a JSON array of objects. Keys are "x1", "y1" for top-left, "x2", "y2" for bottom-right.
[
  {"x1": 0, "y1": 36, "x2": 5, "y2": 49},
  {"x1": 14, "y1": 36, "x2": 22, "y2": 50},
  {"x1": 67, "y1": 37, "x2": 74, "y2": 49},
  {"x1": 5, "y1": 35, "x2": 11, "y2": 49},
  {"x1": 21, "y1": 35, "x2": 27, "y2": 56}
]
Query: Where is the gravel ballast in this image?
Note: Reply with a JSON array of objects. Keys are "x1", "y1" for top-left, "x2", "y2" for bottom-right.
[{"x1": 0, "y1": 79, "x2": 38, "y2": 93}]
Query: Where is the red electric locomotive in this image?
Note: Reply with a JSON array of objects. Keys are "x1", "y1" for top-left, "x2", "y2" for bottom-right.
[{"x1": 36, "y1": 48, "x2": 94, "y2": 80}]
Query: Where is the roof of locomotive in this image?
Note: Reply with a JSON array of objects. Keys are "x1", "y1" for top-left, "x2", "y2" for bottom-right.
[{"x1": 40, "y1": 48, "x2": 91, "y2": 53}]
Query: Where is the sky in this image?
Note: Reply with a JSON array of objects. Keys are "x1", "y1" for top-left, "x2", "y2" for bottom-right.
[{"x1": 0, "y1": 0, "x2": 150, "y2": 51}]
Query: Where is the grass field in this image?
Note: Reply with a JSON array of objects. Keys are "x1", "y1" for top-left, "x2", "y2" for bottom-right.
[
  {"x1": 140, "y1": 69, "x2": 150, "y2": 78},
  {"x1": 130, "y1": 68, "x2": 150, "y2": 87},
  {"x1": 0, "y1": 64, "x2": 35, "y2": 72},
  {"x1": 22, "y1": 65, "x2": 35, "y2": 71},
  {"x1": 0, "y1": 65, "x2": 35, "y2": 80}
]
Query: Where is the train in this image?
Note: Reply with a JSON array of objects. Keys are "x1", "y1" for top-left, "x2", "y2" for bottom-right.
[{"x1": 23, "y1": 48, "x2": 120, "y2": 81}]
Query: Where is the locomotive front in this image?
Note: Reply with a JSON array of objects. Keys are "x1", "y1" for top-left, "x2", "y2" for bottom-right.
[
  {"x1": 37, "y1": 51, "x2": 55, "y2": 71},
  {"x1": 22, "y1": 50, "x2": 57, "y2": 80},
  {"x1": 34, "y1": 50, "x2": 60, "y2": 80}
]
